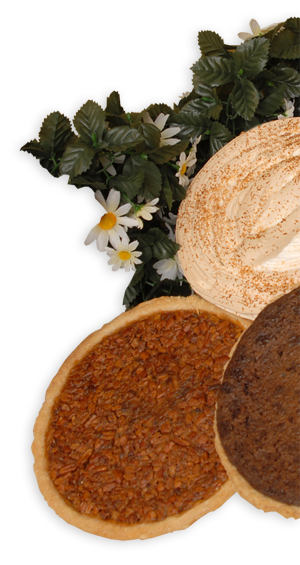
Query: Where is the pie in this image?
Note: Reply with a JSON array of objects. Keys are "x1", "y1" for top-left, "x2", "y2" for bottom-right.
[
  {"x1": 32, "y1": 295, "x2": 250, "y2": 539},
  {"x1": 176, "y1": 118, "x2": 300, "y2": 320},
  {"x1": 215, "y1": 286, "x2": 300, "y2": 519}
]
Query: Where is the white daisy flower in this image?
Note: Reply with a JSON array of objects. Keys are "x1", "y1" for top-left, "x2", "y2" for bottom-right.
[
  {"x1": 84, "y1": 189, "x2": 139, "y2": 252},
  {"x1": 175, "y1": 151, "x2": 197, "y2": 188},
  {"x1": 153, "y1": 223, "x2": 183, "y2": 282},
  {"x1": 105, "y1": 238, "x2": 142, "y2": 272},
  {"x1": 153, "y1": 256, "x2": 183, "y2": 281},
  {"x1": 157, "y1": 209, "x2": 178, "y2": 226},
  {"x1": 99, "y1": 154, "x2": 125, "y2": 176},
  {"x1": 278, "y1": 99, "x2": 295, "y2": 119},
  {"x1": 130, "y1": 198, "x2": 159, "y2": 229},
  {"x1": 142, "y1": 112, "x2": 181, "y2": 147},
  {"x1": 189, "y1": 135, "x2": 202, "y2": 161},
  {"x1": 179, "y1": 91, "x2": 191, "y2": 100},
  {"x1": 238, "y1": 19, "x2": 278, "y2": 42}
]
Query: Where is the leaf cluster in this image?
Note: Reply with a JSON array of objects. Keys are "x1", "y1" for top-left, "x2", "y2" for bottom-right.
[
  {"x1": 188, "y1": 17, "x2": 300, "y2": 132},
  {"x1": 21, "y1": 17, "x2": 300, "y2": 308}
]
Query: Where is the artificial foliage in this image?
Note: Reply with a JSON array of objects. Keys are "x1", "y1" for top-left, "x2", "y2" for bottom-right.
[{"x1": 21, "y1": 17, "x2": 300, "y2": 308}]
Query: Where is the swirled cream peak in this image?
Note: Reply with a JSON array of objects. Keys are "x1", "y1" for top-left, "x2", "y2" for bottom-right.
[{"x1": 176, "y1": 118, "x2": 300, "y2": 320}]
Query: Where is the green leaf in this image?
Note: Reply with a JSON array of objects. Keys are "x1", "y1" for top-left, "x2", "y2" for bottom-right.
[
  {"x1": 263, "y1": 22, "x2": 285, "y2": 43},
  {"x1": 69, "y1": 176, "x2": 107, "y2": 192},
  {"x1": 191, "y1": 56, "x2": 234, "y2": 86},
  {"x1": 167, "y1": 173, "x2": 187, "y2": 202},
  {"x1": 134, "y1": 233, "x2": 154, "y2": 264},
  {"x1": 39, "y1": 112, "x2": 73, "y2": 156},
  {"x1": 103, "y1": 126, "x2": 144, "y2": 151},
  {"x1": 169, "y1": 112, "x2": 209, "y2": 139},
  {"x1": 105, "y1": 91, "x2": 124, "y2": 115},
  {"x1": 109, "y1": 171, "x2": 144, "y2": 200},
  {"x1": 149, "y1": 139, "x2": 189, "y2": 165},
  {"x1": 284, "y1": 17, "x2": 300, "y2": 34},
  {"x1": 182, "y1": 92, "x2": 223, "y2": 120},
  {"x1": 243, "y1": 116, "x2": 261, "y2": 131},
  {"x1": 256, "y1": 85, "x2": 286, "y2": 116},
  {"x1": 269, "y1": 29, "x2": 300, "y2": 59},
  {"x1": 209, "y1": 122, "x2": 233, "y2": 156},
  {"x1": 73, "y1": 100, "x2": 105, "y2": 146},
  {"x1": 145, "y1": 103, "x2": 173, "y2": 120},
  {"x1": 140, "y1": 123, "x2": 161, "y2": 150},
  {"x1": 271, "y1": 65, "x2": 300, "y2": 98},
  {"x1": 123, "y1": 155, "x2": 162, "y2": 200},
  {"x1": 233, "y1": 37, "x2": 269, "y2": 78},
  {"x1": 20, "y1": 139, "x2": 48, "y2": 159},
  {"x1": 148, "y1": 228, "x2": 180, "y2": 260},
  {"x1": 197, "y1": 30, "x2": 228, "y2": 57},
  {"x1": 59, "y1": 141, "x2": 96, "y2": 178},
  {"x1": 162, "y1": 176, "x2": 173, "y2": 210},
  {"x1": 123, "y1": 284, "x2": 138, "y2": 307},
  {"x1": 130, "y1": 263, "x2": 146, "y2": 287},
  {"x1": 231, "y1": 78, "x2": 259, "y2": 120}
]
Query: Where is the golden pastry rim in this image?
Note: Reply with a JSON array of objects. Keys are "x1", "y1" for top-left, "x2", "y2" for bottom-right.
[{"x1": 32, "y1": 295, "x2": 250, "y2": 539}]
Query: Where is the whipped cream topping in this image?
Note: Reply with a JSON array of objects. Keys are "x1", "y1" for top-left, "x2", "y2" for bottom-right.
[{"x1": 176, "y1": 118, "x2": 300, "y2": 319}]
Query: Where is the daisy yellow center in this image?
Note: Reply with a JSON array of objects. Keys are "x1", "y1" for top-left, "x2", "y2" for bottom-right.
[
  {"x1": 180, "y1": 163, "x2": 187, "y2": 175},
  {"x1": 99, "y1": 212, "x2": 117, "y2": 230},
  {"x1": 119, "y1": 251, "x2": 131, "y2": 261}
]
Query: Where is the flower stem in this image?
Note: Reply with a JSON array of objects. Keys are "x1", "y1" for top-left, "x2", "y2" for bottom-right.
[
  {"x1": 118, "y1": 188, "x2": 140, "y2": 212},
  {"x1": 50, "y1": 155, "x2": 61, "y2": 176},
  {"x1": 167, "y1": 162, "x2": 179, "y2": 171}
]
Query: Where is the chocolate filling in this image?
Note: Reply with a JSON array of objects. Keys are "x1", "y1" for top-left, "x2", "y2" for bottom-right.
[{"x1": 217, "y1": 286, "x2": 300, "y2": 506}]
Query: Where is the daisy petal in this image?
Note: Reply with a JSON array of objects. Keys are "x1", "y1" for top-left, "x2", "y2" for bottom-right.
[
  {"x1": 238, "y1": 32, "x2": 253, "y2": 41},
  {"x1": 105, "y1": 247, "x2": 115, "y2": 257},
  {"x1": 108, "y1": 229, "x2": 122, "y2": 249},
  {"x1": 112, "y1": 261, "x2": 123, "y2": 271},
  {"x1": 160, "y1": 137, "x2": 180, "y2": 147},
  {"x1": 250, "y1": 19, "x2": 261, "y2": 35},
  {"x1": 95, "y1": 190, "x2": 107, "y2": 209},
  {"x1": 99, "y1": 156, "x2": 117, "y2": 177},
  {"x1": 106, "y1": 164, "x2": 117, "y2": 176},
  {"x1": 128, "y1": 240, "x2": 139, "y2": 251},
  {"x1": 161, "y1": 127, "x2": 181, "y2": 139},
  {"x1": 84, "y1": 224, "x2": 101, "y2": 245},
  {"x1": 116, "y1": 203, "x2": 132, "y2": 216},
  {"x1": 114, "y1": 154, "x2": 125, "y2": 164},
  {"x1": 118, "y1": 216, "x2": 139, "y2": 228},
  {"x1": 124, "y1": 261, "x2": 131, "y2": 272},
  {"x1": 96, "y1": 230, "x2": 109, "y2": 251},
  {"x1": 141, "y1": 211, "x2": 153, "y2": 221},
  {"x1": 114, "y1": 223, "x2": 128, "y2": 239},
  {"x1": 106, "y1": 189, "x2": 120, "y2": 212},
  {"x1": 155, "y1": 113, "x2": 169, "y2": 131}
]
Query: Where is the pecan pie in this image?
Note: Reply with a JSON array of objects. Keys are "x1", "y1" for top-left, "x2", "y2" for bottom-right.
[
  {"x1": 33, "y1": 296, "x2": 250, "y2": 539},
  {"x1": 215, "y1": 286, "x2": 300, "y2": 519}
]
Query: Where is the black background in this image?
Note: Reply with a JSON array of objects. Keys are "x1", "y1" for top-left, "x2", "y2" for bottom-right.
[{"x1": 19, "y1": 12, "x2": 297, "y2": 552}]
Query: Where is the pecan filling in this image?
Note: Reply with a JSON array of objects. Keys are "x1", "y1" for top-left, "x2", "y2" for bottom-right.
[{"x1": 46, "y1": 311, "x2": 242, "y2": 524}]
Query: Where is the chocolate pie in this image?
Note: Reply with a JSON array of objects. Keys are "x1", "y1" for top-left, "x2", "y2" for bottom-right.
[{"x1": 215, "y1": 286, "x2": 300, "y2": 518}]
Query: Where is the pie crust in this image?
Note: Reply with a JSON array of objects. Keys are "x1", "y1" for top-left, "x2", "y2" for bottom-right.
[
  {"x1": 214, "y1": 288, "x2": 300, "y2": 519},
  {"x1": 214, "y1": 426, "x2": 300, "y2": 519},
  {"x1": 32, "y1": 295, "x2": 250, "y2": 539}
]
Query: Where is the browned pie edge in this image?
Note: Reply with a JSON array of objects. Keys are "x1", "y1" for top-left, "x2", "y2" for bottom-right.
[
  {"x1": 214, "y1": 425, "x2": 300, "y2": 520},
  {"x1": 214, "y1": 323, "x2": 300, "y2": 520},
  {"x1": 32, "y1": 295, "x2": 250, "y2": 540}
]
